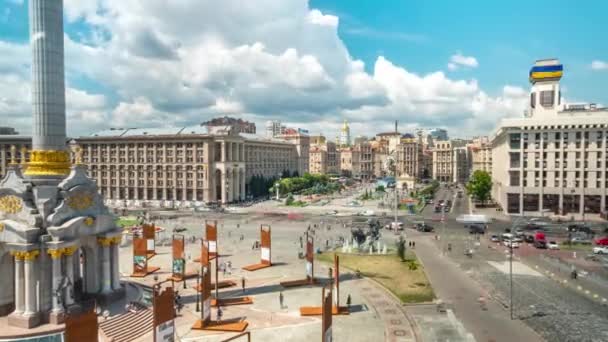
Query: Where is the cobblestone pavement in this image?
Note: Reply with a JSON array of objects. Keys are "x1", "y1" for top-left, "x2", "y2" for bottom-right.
[{"x1": 358, "y1": 279, "x2": 416, "y2": 342}]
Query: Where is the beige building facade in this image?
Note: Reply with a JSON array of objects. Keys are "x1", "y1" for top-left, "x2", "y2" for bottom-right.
[
  {"x1": 0, "y1": 136, "x2": 31, "y2": 180},
  {"x1": 469, "y1": 136, "x2": 492, "y2": 175},
  {"x1": 74, "y1": 125, "x2": 306, "y2": 207},
  {"x1": 432, "y1": 140, "x2": 469, "y2": 183},
  {"x1": 491, "y1": 59, "x2": 608, "y2": 218},
  {"x1": 309, "y1": 139, "x2": 340, "y2": 176}
]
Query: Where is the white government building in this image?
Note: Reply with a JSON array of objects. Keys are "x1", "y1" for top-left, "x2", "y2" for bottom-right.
[{"x1": 491, "y1": 58, "x2": 608, "y2": 218}]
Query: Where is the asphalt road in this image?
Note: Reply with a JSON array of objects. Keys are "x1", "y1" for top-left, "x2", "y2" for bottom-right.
[{"x1": 411, "y1": 185, "x2": 608, "y2": 342}]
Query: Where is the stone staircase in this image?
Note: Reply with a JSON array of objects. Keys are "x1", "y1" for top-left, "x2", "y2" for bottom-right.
[{"x1": 99, "y1": 306, "x2": 153, "y2": 342}]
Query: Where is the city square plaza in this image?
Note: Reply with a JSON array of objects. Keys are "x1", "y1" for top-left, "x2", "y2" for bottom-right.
[{"x1": 110, "y1": 210, "x2": 414, "y2": 341}]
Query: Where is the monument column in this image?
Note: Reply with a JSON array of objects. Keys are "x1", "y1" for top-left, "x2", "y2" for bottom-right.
[
  {"x1": 48, "y1": 249, "x2": 63, "y2": 314},
  {"x1": 24, "y1": 0, "x2": 70, "y2": 177},
  {"x1": 12, "y1": 252, "x2": 25, "y2": 314},
  {"x1": 23, "y1": 250, "x2": 40, "y2": 316},
  {"x1": 221, "y1": 142, "x2": 226, "y2": 162},
  {"x1": 98, "y1": 237, "x2": 113, "y2": 294},
  {"x1": 110, "y1": 237, "x2": 122, "y2": 290}
]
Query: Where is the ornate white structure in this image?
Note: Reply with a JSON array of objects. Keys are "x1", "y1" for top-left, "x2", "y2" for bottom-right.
[
  {"x1": 339, "y1": 120, "x2": 351, "y2": 147},
  {"x1": 0, "y1": 0, "x2": 123, "y2": 329}
]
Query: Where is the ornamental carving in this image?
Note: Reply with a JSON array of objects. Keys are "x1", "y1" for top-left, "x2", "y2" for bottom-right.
[
  {"x1": 66, "y1": 191, "x2": 94, "y2": 211},
  {"x1": 25, "y1": 149, "x2": 71, "y2": 176},
  {"x1": 0, "y1": 195, "x2": 23, "y2": 214}
]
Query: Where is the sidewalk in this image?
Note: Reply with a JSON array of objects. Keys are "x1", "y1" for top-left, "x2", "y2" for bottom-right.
[
  {"x1": 410, "y1": 235, "x2": 542, "y2": 342},
  {"x1": 358, "y1": 278, "x2": 417, "y2": 342}
]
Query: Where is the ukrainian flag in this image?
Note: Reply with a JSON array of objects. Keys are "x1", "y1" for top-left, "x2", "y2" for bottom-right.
[{"x1": 529, "y1": 64, "x2": 563, "y2": 81}]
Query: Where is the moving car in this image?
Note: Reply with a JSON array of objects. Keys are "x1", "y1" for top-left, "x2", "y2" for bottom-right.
[
  {"x1": 416, "y1": 223, "x2": 434, "y2": 232},
  {"x1": 524, "y1": 235, "x2": 534, "y2": 243},
  {"x1": 490, "y1": 234, "x2": 500, "y2": 242},
  {"x1": 595, "y1": 237, "x2": 608, "y2": 246},
  {"x1": 547, "y1": 241, "x2": 560, "y2": 250},
  {"x1": 567, "y1": 224, "x2": 593, "y2": 234},
  {"x1": 503, "y1": 240, "x2": 519, "y2": 248},
  {"x1": 534, "y1": 231, "x2": 547, "y2": 249},
  {"x1": 592, "y1": 246, "x2": 608, "y2": 254},
  {"x1": 468, "y1": 224, "x2": 486, "y2": 234}
]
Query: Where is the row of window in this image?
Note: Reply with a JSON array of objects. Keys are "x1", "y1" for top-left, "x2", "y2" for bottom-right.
[{"x1": 507, "y1": 193, "x2": 602, "y2": 214}]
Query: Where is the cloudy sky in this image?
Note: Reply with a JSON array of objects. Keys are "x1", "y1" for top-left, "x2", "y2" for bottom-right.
[{"x1": 1, "y1": 0, "x2": 606, "y2": 139}]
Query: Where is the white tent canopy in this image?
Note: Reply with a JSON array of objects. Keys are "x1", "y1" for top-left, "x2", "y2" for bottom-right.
[{"x1": 456, "y1": 214, "x2": 492, "y2": 224}]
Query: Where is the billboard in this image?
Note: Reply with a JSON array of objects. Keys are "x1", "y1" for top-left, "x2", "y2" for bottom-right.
[
  {"x1": 206, "y1": 220, "x2": 218, "y2": 258},
  {"x1": 322, "y1": 286, "x2": 333, "y2": 342},
  {"x1": 153, "y1": 286, "x2": 175, "y2": 342},
  {"x1": 260, "y1": 225, "x2": 272, "y2": 265},
  {"x1": 306, "y1": 234, "x2": 314, "y2": 280},
  {"x1": 172, "y1": 234, "x2": 185, "y2": 280},
  {"x1": 133, "y1": 238, "x2": 148, "y2": 276}
]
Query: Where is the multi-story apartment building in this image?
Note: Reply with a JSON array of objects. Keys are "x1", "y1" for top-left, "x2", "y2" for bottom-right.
[
  {"x1": 0, "y1": 135, "x2": 30, "y2": 179},
  {"x1": 432, "y1": 139, "x2": 468, "y2": 183},
  {"x1": 340, "y1": 146, "x2": 360, "y2": 177},
  {"x1": 469, "y1": 136, "x2": 492, "y2": 175},
  {"x1": 491, "y1": 58, "x2": 608, "y2": 218},
  {"x1": 309, "y1": 140, "x2": 340, "y2": 175},
  {"x1": 359, "y1": 142, "x2": 374, "y2": 181},
  {"x1": 395, "y1": 137, "x2": 424, "y2": 179},
  {"x1": 278, "y1": 131, "x2": 310, "y2": 176},
  {"x1": 73, "y1": 125, "x2": 306, "y2": 207}
]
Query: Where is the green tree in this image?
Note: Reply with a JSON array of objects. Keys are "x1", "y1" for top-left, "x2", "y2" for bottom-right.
[
  {"x1": 376, "y1": 185, "x2": 385, "y2": 193},
  {"x1": 396, "y1": 236, "x2": 406, "y2": 262},
  {"x1": 466, "y1": 170, "x2": 492, "y2": 204}
]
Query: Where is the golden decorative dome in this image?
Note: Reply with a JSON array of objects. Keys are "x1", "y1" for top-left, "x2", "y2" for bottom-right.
[{"x1": 341, "y1": 119, "x2": 349, "y2": 132}]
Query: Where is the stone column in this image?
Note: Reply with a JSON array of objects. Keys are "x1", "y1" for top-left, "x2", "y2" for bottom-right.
[
  {"x1": 98, "y1": 237, "x2": 112, "y2": 294},
  {"x1": 242, "y1": 170, "x2": 246, "y2": 200},
  {"x1": 222, "y1": 142, "x2": 226, "y2": 162},
  {"x1": 221, "y1": 170, "x2": 227, "y2": 204},
  {"x1": 111, "y1": 237, "x2": 121, "y2": 290},
  {"x1": 234, "y1": 170, "x2": 239, "y2": 202},
  {"x1": 227, "y1": 170, "x2": 233, "y2": 203},
  {"x1": 23, "y1": 250, "x2": 40, "y2": 316},
  {"x1": 63, "y1": 247, "x2": 76, "y2": 305},
  {"x1": 12, "y1": 252, "x2": 24, "y2": 314},
  {"x1": 48, "y1": 249, "x2": 63, "y2": 314}
]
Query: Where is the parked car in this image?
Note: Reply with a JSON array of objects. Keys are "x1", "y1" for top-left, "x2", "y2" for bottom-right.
[
  {"x1": 593, "y1": 246, "x2": 608, "y2": 254},
  {"x1": 490, "y1": 234, "x2": 500, "y2": 242},
  {"x1": 524, "y1": 235, "x2": 535, "y2": 243},
  {"x1": 426, "y1": 199, "x2": 434, "y2": 204},
  {"x1": 548, "y1": 241, "x2": 560, "y2": 250},
  {"x1": 503, "y1": 240, "x2": 520, "y2": 248},
  {"x1": 595, "y1": 237, "x2": 608, "y2": 246}
]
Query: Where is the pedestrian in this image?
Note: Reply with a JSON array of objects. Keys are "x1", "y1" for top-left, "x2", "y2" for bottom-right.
[
  {"x1": 279, "y1": 291, "x2": 284, "y2": 309},
  {"x1": 217, "y1": 306, "x2": 223, "y2": 322},
  {"x1": 241, "y1": 277, "x2": 246, "y2": 293},
  {"x1": 222, "y1": 263, "x2": 227, "y2": 277},
  {"x1": 346, "y1": 294, "x2": 352, "y2": 310},
  {"x1": 412, "y1": 241, "x2": 416, "y2": 248}
]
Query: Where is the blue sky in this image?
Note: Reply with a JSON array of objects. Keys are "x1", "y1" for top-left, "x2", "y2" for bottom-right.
[
  {"x1": 310, "y1": 0, "x2": 607, "y2": 103},
  {"x1": 0, "y1": 0, "x2": 606, "y2": 138}
]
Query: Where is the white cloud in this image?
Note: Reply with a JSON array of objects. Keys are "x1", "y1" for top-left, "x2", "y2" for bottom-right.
[
  {"x1": 308, "y1": 9, "x2": 339, "y2": 27},
  {"x1": 448, "y1": 52, "x2": 479, "y2": 71},
  {"x1": 1, "y1": 0, "x2": 530, "y2": 138},
  {"x1": 591, "y1": 60, "x2": 608, "y2": 70}
]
